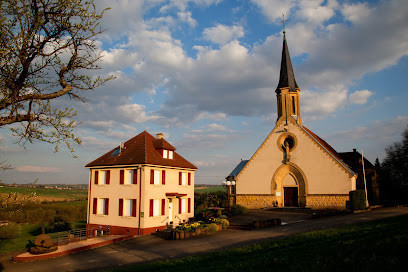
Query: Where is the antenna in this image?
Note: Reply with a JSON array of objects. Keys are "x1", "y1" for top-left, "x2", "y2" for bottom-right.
[{"x1": 119, "y1": 142, "x2": 124, "y2": 153}]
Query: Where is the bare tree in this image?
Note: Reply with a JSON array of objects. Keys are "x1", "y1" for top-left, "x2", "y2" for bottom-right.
[{"x1": 0, "y1": 0, "x2": 113, "y2": 153}]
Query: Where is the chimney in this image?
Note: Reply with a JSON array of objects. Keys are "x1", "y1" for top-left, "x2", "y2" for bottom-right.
[
  {"x1": 353, "y1": 148, "x2": 357, "y2": 153},
  {"x1": 156, "y1": 133, "x2": 163, "y2": 139}
]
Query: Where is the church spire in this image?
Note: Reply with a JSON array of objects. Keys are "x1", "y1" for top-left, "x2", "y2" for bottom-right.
[{"x1": 276, "y1": 33, "x2": 298, "y2": 93}]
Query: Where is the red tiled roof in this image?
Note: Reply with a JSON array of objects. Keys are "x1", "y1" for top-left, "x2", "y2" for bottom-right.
[{"x1": 85, "y1": 131, "x2": 197, "y2": 169}]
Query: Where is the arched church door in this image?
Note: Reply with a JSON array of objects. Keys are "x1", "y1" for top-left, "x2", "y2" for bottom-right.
[{"x1": 282, "y1": 174, "x2": 298, "y2": 207}]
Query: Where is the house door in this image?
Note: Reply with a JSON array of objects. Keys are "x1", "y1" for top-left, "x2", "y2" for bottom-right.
[
  {"x1": 284, "y1": 187, "x2": 299, "y2": 207},
  {"x1": 168, "y1": 199, "x2": 173, "y2": 224}
]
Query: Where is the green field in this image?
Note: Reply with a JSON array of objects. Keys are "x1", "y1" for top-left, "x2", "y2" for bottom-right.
[
  {"x1": 0, "y1": 186, "x2": 87, "y2": 200},
  {"x1": 195, "y1": 186, "x2": 224, "y2": 193},
  {"x1": 105, "y1": 215, "x2": 408, "y2": 272}
]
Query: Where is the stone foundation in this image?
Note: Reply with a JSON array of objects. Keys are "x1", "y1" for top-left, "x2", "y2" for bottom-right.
[
  {"x1": 236, "y1": 194, "x2": 276, "y2": 209},
  {"x1": 306, "y1": 194, "x2": 349, "y2": 210}
]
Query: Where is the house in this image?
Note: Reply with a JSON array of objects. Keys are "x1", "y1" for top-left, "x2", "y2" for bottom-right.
[
  {"x1": 229, "y1": 32, "x2": 358, "y2": 210},
  {"x1": 85, "y1": 131, "x2": 197, "y2": 235},
  {"x1": 338, "y1": 149, "x2": 380, "y2": 204}
]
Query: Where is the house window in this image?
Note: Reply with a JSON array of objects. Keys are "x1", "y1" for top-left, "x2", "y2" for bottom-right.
[
  {"x1": 163, "y1": 150, "x2": 168, "y2": 159},
  {"x1": 119, "y1": 199, "x2": 136, "y2": 217},
  {"x1": 150, "y1": 169, "x2": 160, "y2": 185},
  {"x1": 179, "y1": 198, "x2": 186, "y2": 214},
  {"x1": 124, "y1": 170, "x2": 133, "y2": 185},
  {"x1": 179, "y1": 172, "x2": 187, "y2": 185},
  {"x1": 96, "y1": 170, "x2": 110, "y2": 185},
  {"x1": 169, "y1": 151, "x2": 173, "y2": 159},
  {"x1": 150, "y1": 199, "x2": 160, "y2": 217},
  {"x1": 94, "y1": 198, "x2": 109, "y2": 215}
]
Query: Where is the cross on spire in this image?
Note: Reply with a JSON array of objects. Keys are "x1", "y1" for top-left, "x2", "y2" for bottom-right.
[{"x1": 280, "y1": 13, "x2": 287, "y2": 34}]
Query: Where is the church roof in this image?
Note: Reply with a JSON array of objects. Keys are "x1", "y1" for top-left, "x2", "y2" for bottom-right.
[
  {"x1": 85, "y1": 131, "x2": 197, "y2": 170},
  {"x1": 226, "y1": 160, "x2": 249, "y2": 180},
  {"x1": 276, "y1": 33, "x2": 299, "y2": 93}
]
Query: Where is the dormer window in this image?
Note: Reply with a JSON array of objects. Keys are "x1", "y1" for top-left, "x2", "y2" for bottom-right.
[{"x1": 162, "y1": 150, "x2": 173, "y2": 159}]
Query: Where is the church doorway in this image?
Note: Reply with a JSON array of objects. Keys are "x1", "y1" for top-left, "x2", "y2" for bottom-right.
[{"x1": 284, "y1": 187, "x2": 298, "y2": 207}]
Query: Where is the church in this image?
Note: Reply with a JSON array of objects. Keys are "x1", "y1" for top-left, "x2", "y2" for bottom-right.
[{"x1": 230, "y1": 32, "x2": 358, "y2": 210}]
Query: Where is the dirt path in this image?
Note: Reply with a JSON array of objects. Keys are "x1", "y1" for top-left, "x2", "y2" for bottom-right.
[{"x1": 2, "y1": 206, "x2": 407, "y2": 272}]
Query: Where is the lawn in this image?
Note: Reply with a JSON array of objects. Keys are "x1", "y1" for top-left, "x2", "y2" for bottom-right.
[
  {"x1": 0, "y1": 220, "x2": 88, "y2": 255},
  {"x1": 105, "y1": 215, "x2": 408, "y2": 272}
]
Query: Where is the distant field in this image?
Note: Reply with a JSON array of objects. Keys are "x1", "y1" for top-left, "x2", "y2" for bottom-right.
[
  {"x1": 195, "y1": 186, "x2": 224, "y2": 193},
  {"x1": 0, "y1": 186, "x2": 87, "y2": 202}
]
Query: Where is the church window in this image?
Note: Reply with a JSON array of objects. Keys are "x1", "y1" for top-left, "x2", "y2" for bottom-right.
[{"x1": 292, "y1": 96, "x2": 296, "y2": 115}]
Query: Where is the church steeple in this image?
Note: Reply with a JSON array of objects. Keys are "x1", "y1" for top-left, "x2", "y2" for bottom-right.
[
  {"x1": 275, "y1": 32, "x2": 302, "y2": 125},
  {"x1": 276, "y1": 33, "x2": 298, "y2": 93}
]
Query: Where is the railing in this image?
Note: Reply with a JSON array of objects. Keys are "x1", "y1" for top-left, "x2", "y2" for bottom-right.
[{"x1": 49, "y1": 226, "x2": 110, "y2": 246}]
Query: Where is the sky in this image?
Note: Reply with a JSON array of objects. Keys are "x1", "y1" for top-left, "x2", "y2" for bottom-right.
[{"x1": 1, "y1": 0, "x2": 408, "y2": 185}]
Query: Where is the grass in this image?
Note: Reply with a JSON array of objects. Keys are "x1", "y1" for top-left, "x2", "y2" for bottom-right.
[
  {"x1": 105, "y1": 215, "x2": 408, "y2": 272},
  {"x1": 195, "y1": 186, "x2": 224, "y2": 193},
  {"x1": 0, "y1": 186, "x2": 87, "y2": 200},
  {"x1": 0, "y1": 220, "x2": 88, "y2": 255}
]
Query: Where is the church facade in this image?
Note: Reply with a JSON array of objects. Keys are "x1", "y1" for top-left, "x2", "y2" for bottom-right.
[{"x1": 234, "y1": 33, "x2": 357, "y2": 210}]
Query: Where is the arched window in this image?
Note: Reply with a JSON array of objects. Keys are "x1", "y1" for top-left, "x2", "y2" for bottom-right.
[{"x1": 292, "y1": 96, "x2": 296, "y2": 115}]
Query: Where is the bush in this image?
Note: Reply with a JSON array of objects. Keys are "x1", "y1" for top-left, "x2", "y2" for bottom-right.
[
  {"x1": 29, "y1": 246, "x2": 58, "y2": 255},
  {"x1": 207, "y1": 223, "x2": 218, "y2": 233},
  {"x1": 230, "y1": 204, "x2": 247, "y2": 215},
  {"x1": 46, "y1": 217, "x2": 72, "y2": 233},
  {"x1": 218, "y1": 219, "x2": 229, "y2": 229},
  {"x1": 0, "y1": 222, "x2": 21, "y2": 239},
  {"x1": 349, "y1": 190, "x2": 367, "y2": 210}
]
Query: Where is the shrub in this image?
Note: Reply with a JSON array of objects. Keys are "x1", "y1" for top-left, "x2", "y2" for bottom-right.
[
  {"x1": 230, "y1": 204, "x2": 247, "y2": 215},
  {"x1": 0, "y1": 222, "x2": 21, "y2": 239},
  {"x1": 218, "y1": 219, "x2": 229, "y2": 229},
  {"x1": 207, "y1": 223, "x2": 218, "y2": 233},
  {"x1": 29, "y1": 246, "x2": 58, "y2": 255},
  {"x1": 349, "y1": 190, "x2": 367, "y2": 210},
  {"x1": 46, "y1": 217, "x2": 72, "y2": 233}
]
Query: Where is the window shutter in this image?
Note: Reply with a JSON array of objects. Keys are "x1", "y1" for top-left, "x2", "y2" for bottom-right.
[
  {"x1": 161, "y1": 199, "x2": 165, "y2": 215},
  {"x1": 95, "y1": 171, "x2": 99, "y2": 184},
  {"x1": 93, "y1": 198, "x2": 97, "y2": 214},
  {"x1": 188, "y1": 198, "x2": 191, "y2": 213},
  {"x1": 179, "y1": 198, "x2": 182, "y2": 214},
  {"x1": 150, "y1": 169, "x2": 154, "y2": 184},
  {"x1": 149, "y1": 199, "x2": 154, "y2": 217},
  {"x1": 162, "y1": 170, "x2": 166, "y2": 185},
  {"x1": 179, "y1": 172, "x2": 182, "y2": 185},
  {"x1": 188, "y1": 173, "x2": 191, "y2": 185},
  {"x1": 119, "y1": 199, "x2": 123, "y2": 216},
  {"x1": 133, "y1": 169, "x2": 138, "y2": 184},
  {"x1": 120, "y1": 170, "x2": 124, "y2": 185},
  {"x1": 132, "y1": 199, "x2": 137, "y2": 217},
  {"x1": 106, "y1": 170, "x2": 110, "y2": 185},
  {"x1": 104, "y1": 198, "x2": 109, "y2": 215}
]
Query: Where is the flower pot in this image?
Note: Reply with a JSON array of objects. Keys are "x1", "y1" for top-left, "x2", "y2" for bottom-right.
[
  {"x1": 195, "y1": 229, "x2": 201, "y2": 236},
  {"x1": 217, "y1": 224, "x2": 222, "y2": 231},
  {"x1": 190, "y1": 231, "x2": 195, "y2": 237},
  {"x1": 179, "y1": 232, "x2": 184, "y2": 239},
  {"x1": 184, "y1": 231, "x2": 190, "y2": 238}
]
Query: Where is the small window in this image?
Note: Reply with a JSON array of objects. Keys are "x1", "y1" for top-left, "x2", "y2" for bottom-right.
[
  {"x1": 124, "y1": 170, "x2": 133, "y2": 185},
  {"x1": 163, "y1": 150, "x2": 168, "y2": 159},
  {"x1": 154, "y1": 170, "x2": 160, "y2": 185},
  {"x1": 110, "y1": 148, "x2": 120, "y2": 156},
  {"x1": 292, "y1": 96, "x2": 296, "y2": 115},
  {"x1": 98, "y1": 170, "x2": 109, "y2": 185},
  {"x1": 97, "y1": 198, "x2": 107, "y2": 215},
  {"x1": 181, "y1": 172, "x2": 187, "y2": 185},
  {"x1": 124, "y1": 199, "x2": 133, "y2": 217},
  {"x1": 181, "y1": 198, "x2": 186, "y2": 213},
  {"x1": 169, "y1": 151, "x2": 173, "y2": 159},
  {"x1": 153, "y1": 199, "x2": 159, "y2": 216}
]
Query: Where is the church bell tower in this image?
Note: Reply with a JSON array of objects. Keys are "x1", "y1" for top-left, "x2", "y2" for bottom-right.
[{"x1": 276, "y1": 32, "x2": 302, "y2": 126}]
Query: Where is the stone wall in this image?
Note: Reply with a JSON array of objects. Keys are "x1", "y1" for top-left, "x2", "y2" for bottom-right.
[
  {"x1": 236, "y1": 194, "x2": 276, "y2": 209},
  {"x1": 306, "y1": 194, "x2": 349, "y2": 210}
]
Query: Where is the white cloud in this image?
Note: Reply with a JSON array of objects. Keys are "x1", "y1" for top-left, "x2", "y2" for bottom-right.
[
  {"x1": 349, "y1": 90, "x2": 373, "y2": 105},
  {"x1": 203, "y1": 24, "x2": 244, "y2": 45},
  {"x1": 118, "y1": 104, "x2": 160, "y2": 123},
  {"x1": 301, "y1": 88, "x2": 348, "y2": 117},
  {"x1": 16, "y1": 166, "x2": 63, "y2": 173},
  {"x1": 251, "y1": 0, "x2": 296, "y2": 22},
  {"x1": 342, "y1": 2, "x2": 370, "y2": 24},
  {"x1": 207, "y1": 123, "x2": 234, "y2": 132},
  {"x1": 178, "y1": 11, "x2": 197, "y2": 27}
]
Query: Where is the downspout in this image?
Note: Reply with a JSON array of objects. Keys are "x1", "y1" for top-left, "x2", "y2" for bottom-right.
[
  {"x1": 138, "y1": 166, "x2": 142, "y2": 235},
  {"x1": 87, "y1": 170, "x2": 92, "y2": 223}
]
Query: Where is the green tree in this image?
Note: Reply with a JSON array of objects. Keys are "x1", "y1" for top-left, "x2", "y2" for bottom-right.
[
  {"x1": 0, "y1": 0, "x2": 113, "y2": 153},
  {"x1": 381, "y1": 125, "x2": 408, "y2": 201}
]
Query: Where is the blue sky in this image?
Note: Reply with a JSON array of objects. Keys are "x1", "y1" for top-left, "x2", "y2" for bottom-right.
[{"x1": 1, "y1": 0, "x2": 408, "y2": 185}]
